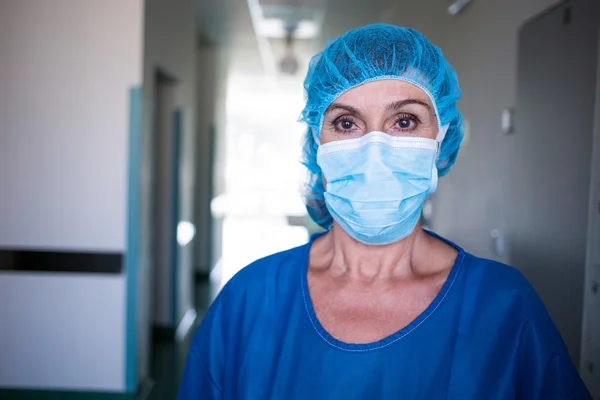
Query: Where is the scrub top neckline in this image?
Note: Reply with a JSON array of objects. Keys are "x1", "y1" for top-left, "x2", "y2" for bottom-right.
[{"x1": 300, "y1": 229, "x2": 466, "y2": 352}]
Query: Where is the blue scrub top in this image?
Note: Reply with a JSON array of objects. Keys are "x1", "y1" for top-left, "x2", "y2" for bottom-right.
[{"x1": 178, "y1": 232, "x2": 590, "y2": 399}]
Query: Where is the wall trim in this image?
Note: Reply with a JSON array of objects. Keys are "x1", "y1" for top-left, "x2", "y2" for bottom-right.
[
  {"x1": 125, "y1": 87, "x2": 143, "y2": 393},
  {"x1": 0, "y1": 389, "x2": 135, "y2": 400},
  {"x1": 0, "y1": 250, "x2": 122, "y2": 273}
]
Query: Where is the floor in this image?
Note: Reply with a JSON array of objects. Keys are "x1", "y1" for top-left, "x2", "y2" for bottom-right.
[{"x1": 0, "y1": 279, "x2": 216, "y2": 400}]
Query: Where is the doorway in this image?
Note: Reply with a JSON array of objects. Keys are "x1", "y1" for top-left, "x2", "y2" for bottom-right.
[{"x1": 150, "y1": 69, "x2": 181, "y2": 332}]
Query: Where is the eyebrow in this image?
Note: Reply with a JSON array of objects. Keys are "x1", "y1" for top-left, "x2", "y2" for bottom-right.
[
  {"x1": 325, "y1": 99, "x2": 433, "y2": 117},
  {"x1": 324, "y1": 103, "x2": 361, "y2": 117},
  {"x1": 385, "y1": 99, "x2": 433, "y2": 112}
]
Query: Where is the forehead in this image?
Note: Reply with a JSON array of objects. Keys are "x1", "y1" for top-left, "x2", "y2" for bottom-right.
[{"x1": 330, "y1": 79, "x2": 434, "y2": 111}]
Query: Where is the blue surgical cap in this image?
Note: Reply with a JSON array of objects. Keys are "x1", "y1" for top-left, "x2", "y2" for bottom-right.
[{"x1": 299, "y1": 23, "x2": 464, "y2": 228}]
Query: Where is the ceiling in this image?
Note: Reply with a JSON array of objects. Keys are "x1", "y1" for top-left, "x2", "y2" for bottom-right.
[{"x1": 194, "y1": 0, "x2": 397, "y2": 76}]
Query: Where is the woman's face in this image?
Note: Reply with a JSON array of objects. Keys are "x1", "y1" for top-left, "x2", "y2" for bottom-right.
[{"x1": 320, "y1": 79, "x2": 438, "y2": 144}]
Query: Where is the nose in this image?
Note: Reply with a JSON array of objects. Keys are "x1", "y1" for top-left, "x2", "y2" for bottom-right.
[
  {"x1": 363, "y1": 142, "x2": 387, "y2": 178},
  {"x1": 365, "y1": 121, "x2": 387, "y2": 133}
]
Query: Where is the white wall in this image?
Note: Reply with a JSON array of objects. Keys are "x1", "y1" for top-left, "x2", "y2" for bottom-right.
[
  {"x1": 0, "y1": 0, "x2": 143, "y2": 391},
  {"x1": 0, "y1": 273, "x2": 125, "y2": 391},
  {"x1": 194, "y1": 44, "x2": 229, "y2": 273},
  {"x1": 0, "y1": 0, "x2": 143, "y2": 251},
  {"x1": 138, "y1": 0, "x2": 197, "y2": 382}
]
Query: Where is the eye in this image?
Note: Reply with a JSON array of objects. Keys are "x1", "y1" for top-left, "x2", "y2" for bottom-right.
[
  {"x1": 340, "y1": 120, "x2": 354, "y2": 130},
  {"x1": 394, "y1": 115, "x2": 419, "y2": 131},
  {"x1": 333, "y1": 117, "x2": 358, "y2": 132}
]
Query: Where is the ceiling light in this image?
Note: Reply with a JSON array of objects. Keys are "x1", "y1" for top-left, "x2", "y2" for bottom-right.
[
  {"x1": 448, "y1": 0, "x2": 473, "y2": 15},
  {"x1": 258, "y1": 5, "x2": 323, "y2": 39}
]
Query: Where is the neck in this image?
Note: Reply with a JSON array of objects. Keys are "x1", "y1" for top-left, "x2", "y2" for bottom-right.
[{"x1": 314, "y1": 222, "x2": 434, "y2": 282}]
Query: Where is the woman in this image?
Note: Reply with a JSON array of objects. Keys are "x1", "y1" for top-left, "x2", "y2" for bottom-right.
[{"x1": 178, "y1": 24, "x2": 590, "y2": 399}]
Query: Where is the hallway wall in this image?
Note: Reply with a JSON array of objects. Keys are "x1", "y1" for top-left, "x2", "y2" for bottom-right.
[
  {"x1": 0, "y1": 0, "x2": 143, "y2": 391},
  {"x1": 194, "y1": 44, "x2": 229, "y2": 274},
  {"x1": 137, "y1": 0, "x2": 198, "y2": 385},
  {"x1": 388, "y1": 0, "x2": 595, "y2": 369},
  {"x1": 389, "y1": 0, "x2": 561, "y2": 261}
]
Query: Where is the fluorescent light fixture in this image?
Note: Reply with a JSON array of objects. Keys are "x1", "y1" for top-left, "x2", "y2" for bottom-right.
[
  {"x1": 259, "y1": 5, "x2": 323, "y2": 39},
  {"x1": 257, "y1": 19, "x2": 320, "y2": 39},
  {"x1": 448, "y1": 0, "x2": 473, "y2": 15}
]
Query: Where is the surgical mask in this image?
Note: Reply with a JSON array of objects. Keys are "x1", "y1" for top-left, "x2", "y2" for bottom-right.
[{"x1": 317, "y1": 128, "x2": 447, "y2": 245}]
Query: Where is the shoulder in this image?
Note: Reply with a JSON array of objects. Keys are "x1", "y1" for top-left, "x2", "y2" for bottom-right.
[
  {"x1": 459, "y1": 255, "x2": 587, "y2": 397},
  {"x1": 214, "y1": 242, "x2": 309, "y2": 315},
  {"x1": 430, "y1": 231, "x2": 538, "y2": 305},
  {"x1": 462, "y1": 254, "x2": 527, "y2": 287},
  {"x1": 224, "y1": 242, "x2": 308, "y2": 292},
  {"x1": 194, "y1": 242, "x2": 309, "y2": 341},
  {"x1": 459, "y1": 253, "x2": 548, "y2": 321},
  {"x1": 455, "y1": 253, "x2": 566, "y2": 352}
]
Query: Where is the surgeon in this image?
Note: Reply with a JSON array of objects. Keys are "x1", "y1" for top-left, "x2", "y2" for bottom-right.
[{"x1": 178, "y1": 24, "x2": 591, "y2": 399}]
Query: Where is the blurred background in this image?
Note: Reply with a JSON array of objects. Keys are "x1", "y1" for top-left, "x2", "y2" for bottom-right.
[{"x1": 0, "y1": 0, "x2": 599, "y2": 398}]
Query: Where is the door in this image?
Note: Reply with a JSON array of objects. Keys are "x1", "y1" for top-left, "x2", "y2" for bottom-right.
[
  {"x1": 512, "y1": 0, "x2": 599, "y2": 368},
  {"x1": 151, "y1": 70, "x2": 181, "y2": 329}
]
